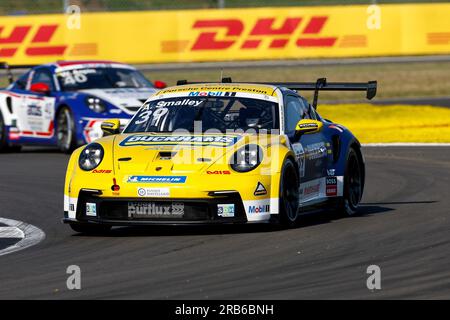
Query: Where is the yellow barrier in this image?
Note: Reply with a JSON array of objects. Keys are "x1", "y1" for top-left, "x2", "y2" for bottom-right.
[{"x1": 0, "y1": 3, "x2": 449, "y2": 65}]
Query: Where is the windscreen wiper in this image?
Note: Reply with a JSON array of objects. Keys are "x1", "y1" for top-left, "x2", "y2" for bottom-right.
[{"x1": 189, "y1": 98, "x2": 209, "y2": 132}]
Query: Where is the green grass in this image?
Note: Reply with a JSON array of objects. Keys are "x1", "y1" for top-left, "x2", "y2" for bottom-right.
[{"x1": 144, "y1": 60, "x2": 450, "y2": 101}]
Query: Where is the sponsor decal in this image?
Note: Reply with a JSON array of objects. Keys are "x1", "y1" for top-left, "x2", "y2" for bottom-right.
[
  {"x1": 305, "y1": 142, "x2": 327, "y2": 160},
  {"x1": 137, "y1": 187, "x2": 170, "y2": 197},
  {"x1": 156, "y1": 86, "x2": 275, "y2": 96},
  {"x1": 254, "y1": 182, "x2": 267, "y2": 196},
  {"x1": 188, "y1": 91, "x2": 236, "y2": 97},
  {"x1": 303, "y1": 183, "x2": 320, "y2": 196},
  {"x1": 188, "y1": 16, "x2": 337, "y2": 52},
  {"x1": 120, "y1": 134, "x2": 241, "y2": 147},
  {"x1": 3, "y1": 6, "x2": 450, "y2": 65},
  {"x1": 248, "y1": 204, "x2": 270, "y2": 214},
  {"x1": 292, "y1": 143, "x2": 306, "y2": 178},
  {"x1": 127, "y1": 176, "x2": 186, "y2": 184},
  {"x1": 27, "y1": 105, "x2": 42, "y2": 117},
  {"x1": 327, "y1": 168, "x2": 336, "y2": 176},
  {"x1": 326, "y1": 176, "x2": 338, "y2": 196},
  {"x1": 0, "y1": 24, "x2": 68, "y2": 59},
  {"x1": 207, "y1": 170, "x2": 231, "y2": 175},
  {"x1": 298, "y1": 123, "x2": 318, "y2": 129},
  {"x1": 128, "y1": 202, "x2": 184, "y2": 218},
  {"x1": 92, "y1": 169, "x2": 112, "y2": 173},
  {"x1": 85, "y1": 202, "x2": 97, "y2": 217},
  {"x1": 69, "y1": 204, "x2": 75, "y2": 212},
  {"x1": 217, "y1": 204, "x2": 235, "y2": 217}
]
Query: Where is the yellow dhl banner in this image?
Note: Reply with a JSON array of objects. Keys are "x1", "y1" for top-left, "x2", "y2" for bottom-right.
[{"x1": 0, "y1": 3, "x2": 449, "y2": 65}]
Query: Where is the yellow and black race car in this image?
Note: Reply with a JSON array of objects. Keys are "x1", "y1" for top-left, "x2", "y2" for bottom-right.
[{"x1": 63, "y1": 78, "x2": 376, "y2": 233}]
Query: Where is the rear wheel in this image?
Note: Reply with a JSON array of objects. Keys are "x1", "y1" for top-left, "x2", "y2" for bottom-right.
[
  {"x1": 56, "y1": 107, "x2": 77, "y2": 153},
  {"x1": 69, "y1": 223, "x2": 111, "y2": 235},
  {"x1": 339, "y1": 148, "x2": 363, "y2": 216},
  {"x1": 279, "y1": 158, "x2": 300, "y2": 227}
]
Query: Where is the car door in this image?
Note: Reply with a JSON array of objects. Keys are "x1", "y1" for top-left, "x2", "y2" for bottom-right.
[
  {"x1": 18, "y1": 67, "x2": 57, "y2": 140},
  {"x1": 284, "y1": 94, "x2": 329, "y2": 204}
]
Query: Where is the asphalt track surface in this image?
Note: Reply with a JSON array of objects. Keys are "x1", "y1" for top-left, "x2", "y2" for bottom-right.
[{"x1": 0, "y1": 146, "x2": 449, "y2": 299}]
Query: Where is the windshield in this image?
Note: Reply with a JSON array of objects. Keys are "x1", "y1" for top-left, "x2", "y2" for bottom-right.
[
  {"x1": 56, "y1": 67, "x2": 153, "y2": 91},
  {"x1": 124, "y1": 97, "x2": 279, "y2": 134}
]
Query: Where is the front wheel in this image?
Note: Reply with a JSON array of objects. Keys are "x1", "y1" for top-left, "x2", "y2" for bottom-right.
[
  {"x1": 279, "y1": 158, "x2": 300, "y2": 227},
  {"x1": 339, "y1": 148, "x2": 364, "y2": 216},
  {"x1": 56, "y1": 107, "x2": 77, "y2": 153},
  {"x1": 69, "y1": 223, "x2": 111, "y2": 235}
]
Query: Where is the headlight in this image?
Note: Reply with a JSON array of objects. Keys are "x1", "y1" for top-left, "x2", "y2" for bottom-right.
[
  {"x1": 230, "y1": 144, "x2": 263, "y2": 173},
  {"x1": 79, "y1": 143, "x2": 104, "y2": 171},
  {"x1": 85, "y1": 96, "x2": 106, "y2": 113}
]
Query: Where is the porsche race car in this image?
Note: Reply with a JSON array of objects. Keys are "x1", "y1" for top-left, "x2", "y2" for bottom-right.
[
  {"x1": 0, "y1": 60, "x2": 166, "y2": 153},
  {"x1": 63, "y1": 78, "x2": 376, "y2": 233}
]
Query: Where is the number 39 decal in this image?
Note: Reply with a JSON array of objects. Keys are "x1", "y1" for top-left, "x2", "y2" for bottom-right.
[{"x1": 135, "y1": 107, "x2": 169, "y2": 126}]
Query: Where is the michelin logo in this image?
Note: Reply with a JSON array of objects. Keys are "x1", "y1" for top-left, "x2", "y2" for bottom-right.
[{"x1": 128, "y1": 176, "x2": 186, "y2": 184}]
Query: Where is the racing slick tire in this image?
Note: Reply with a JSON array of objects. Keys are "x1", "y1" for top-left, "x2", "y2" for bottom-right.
[
  {"x1": 279, "y1": 158, "x2": 300, "y2": 227},
  {"x1": 339, "y1": 147, "x2": 364, "y2": 216},
  {"x1": 69, "y1": 223, "x2": 111, "y2": 235},
  {"x1": 56, "y1": 106, "x2": 77, "y2": 153}
]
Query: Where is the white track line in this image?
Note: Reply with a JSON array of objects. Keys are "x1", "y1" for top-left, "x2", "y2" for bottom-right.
[
  {"x1": 363, "y1": 143, "x2": 450, "y2": 147},
  {"x1": 0, "y1": 218, "x2": 45, "y2": 257}
]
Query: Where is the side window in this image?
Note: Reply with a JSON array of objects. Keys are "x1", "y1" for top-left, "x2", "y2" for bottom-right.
[
  {"x1": 284, "y1": 95, "x2": 309, "y2": 135},
  {"x1": 309, "y1": 105, "x2": 319, "y2": 120},
  {"x1": 298, "y1": 97, "x2": 311, "y2": 120},
  {"x1": 299, "y1": 97, "x2": 318, "y2": 120},
  {"x1": 284, "y1": 96, "x2": 302, "y2": 134},
  {"x1": 30, "y1": 68, "x2": 55, "y2": 91},
  {"x1": 12, "y1": 72, "x2": 30, "y2": 90}
]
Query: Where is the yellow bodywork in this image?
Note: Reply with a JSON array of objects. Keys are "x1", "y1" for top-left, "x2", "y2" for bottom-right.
[
  {"x1": 64, "y1": 83, "x2": 296, "y2": 223},
  {"x1": 64, "y1": 132, "x2": 294, "y2": 222}
]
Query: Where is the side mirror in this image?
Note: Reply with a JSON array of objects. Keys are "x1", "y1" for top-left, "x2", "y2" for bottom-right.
[
  {"x1": 30, "y1": 82, "x2": 50, "y2": 95},
  {"x1": 294, "y1": 119, "x2": 323, "y2": 140},
  {"x1": 101, "y1": 119, "x2": 121, "y2": 136},
  {"x1": 154, "y1": 80, "x2": 167, "y2": 89}
]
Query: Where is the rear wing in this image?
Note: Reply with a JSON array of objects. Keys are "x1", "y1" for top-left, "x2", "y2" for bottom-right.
[
  {"x1": 0, "y1": 62, "x2": 36, "y2": 84},
  {"x1": 176, "y1": 77, "x2": 377, "y2": 109}
]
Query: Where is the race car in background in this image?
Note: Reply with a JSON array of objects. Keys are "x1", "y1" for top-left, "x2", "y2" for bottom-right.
[
  {"x1": 0, "y1": 60, "x2": 166, "y2": 153},
  {"x1": 63, "y1": 78, "x2": 377, "y2": 233}
]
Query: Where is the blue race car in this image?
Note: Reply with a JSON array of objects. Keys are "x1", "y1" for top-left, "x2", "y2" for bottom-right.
[{"x1": 0, "y1": 60, "x2": 166, "y2": 153}]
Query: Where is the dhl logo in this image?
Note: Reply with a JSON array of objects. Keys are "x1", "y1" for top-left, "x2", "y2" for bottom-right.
[
  {"x1": 162, "y1": 16, "x2": 338, "y2": 53},
  {"x1": 0, "y1": 24, "x2": 96, "y2": 58}
]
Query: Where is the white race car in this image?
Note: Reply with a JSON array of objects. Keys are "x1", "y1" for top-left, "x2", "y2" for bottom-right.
[{"x1": 0, "y1": 60, "x2": 166, "y2": 153}]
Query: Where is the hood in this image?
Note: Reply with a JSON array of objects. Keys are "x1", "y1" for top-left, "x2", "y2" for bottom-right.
[
  {"x1": 110, "y1": 132, "x2": 276, "y2": 175},
  {"x1": 80, "y1": 87, "x2": 157, "y2": 114}
]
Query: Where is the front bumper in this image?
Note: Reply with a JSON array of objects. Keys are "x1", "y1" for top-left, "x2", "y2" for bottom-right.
[{"x1": 63, "y1": 190, "x2": 250, "y2": 226}]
